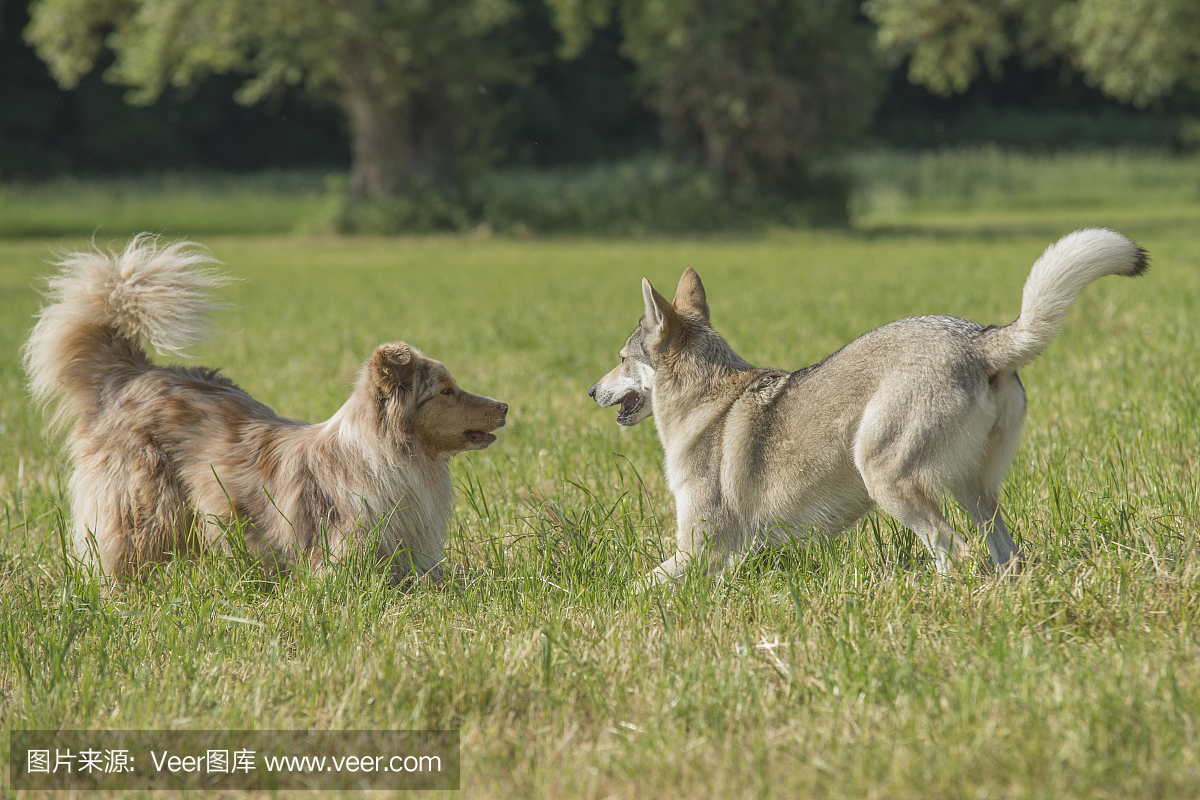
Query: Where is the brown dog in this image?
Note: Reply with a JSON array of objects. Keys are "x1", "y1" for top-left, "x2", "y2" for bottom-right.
[{"x1": 23, "y1": 235, "x2": 507, "y2": 581}]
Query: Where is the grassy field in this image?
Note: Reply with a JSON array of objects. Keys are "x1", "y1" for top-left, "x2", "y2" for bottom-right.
[
  {"x1": 847, "y1": 148, "x2": 1200, "y2": 227},
  {"x1": 2, "y1": 159, "x2": 1199, "y2": 797},
  {"x1": 0, "y1": 172, "x2": 333, "y2": 239}
]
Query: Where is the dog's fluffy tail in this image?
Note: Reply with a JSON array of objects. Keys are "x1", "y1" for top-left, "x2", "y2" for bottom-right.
[
  {"x1": 980, "y1": 228, "x2": 1147, "y2": 374},
  {"x1": 23, "y1": 234, "x2": 227, "y2": 427}
]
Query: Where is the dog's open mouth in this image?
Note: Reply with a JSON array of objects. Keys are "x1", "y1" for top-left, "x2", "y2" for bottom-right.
[
  {"x1": 465, "y1": 415, "x2": 506, "y2": 447},
  {"x1": 465, "y1": 430, "x2": 497, "y2": 446},
  {"x1": 615, "y1": 391, "x2": 643, "y2": 426}
]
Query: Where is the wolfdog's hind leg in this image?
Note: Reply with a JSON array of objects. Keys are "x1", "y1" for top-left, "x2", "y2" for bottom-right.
[
  {"x1": 954, "y1": 485, "x2": 1023, "y2": 572},
  {"x1": 868, "y1": 482, "x2": 968, "y2": 575}
]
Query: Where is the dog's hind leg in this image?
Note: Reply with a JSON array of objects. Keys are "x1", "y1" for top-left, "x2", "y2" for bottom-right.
[{"x1": 70, "y1": 438, "x2": 193, "y2": 579}]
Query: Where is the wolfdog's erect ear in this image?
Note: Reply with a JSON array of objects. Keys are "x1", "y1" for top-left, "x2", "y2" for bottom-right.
[
  {"x1": 368, "y1": 343, "x2": 416, "y2": 393},
  {"x1": 642, "y1": 277, "x2": 677, "y2": 336},
  {"x1": 673, "y1": 268, "x2": 709, "y2": 323}
]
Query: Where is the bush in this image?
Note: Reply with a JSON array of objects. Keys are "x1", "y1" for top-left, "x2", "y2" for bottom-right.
[
  {"x1": 873, "y1": 107, "x2": 1195, "y2": 153},
  {"x1": 329, "y1": 156, "x2": 852, "y2": 235}
]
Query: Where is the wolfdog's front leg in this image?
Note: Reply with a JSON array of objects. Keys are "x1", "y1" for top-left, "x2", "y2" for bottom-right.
[
  {"x1": 644, "y1": 552, "x2": 691, "y2": 587},
  {"x1": 642, "y1": 509, "x2": 741, "y2": 587}
]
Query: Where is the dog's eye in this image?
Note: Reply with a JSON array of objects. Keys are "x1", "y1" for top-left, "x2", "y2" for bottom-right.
[{"x1": 440, "y1": 387, "x2": 455, "y2": 397}]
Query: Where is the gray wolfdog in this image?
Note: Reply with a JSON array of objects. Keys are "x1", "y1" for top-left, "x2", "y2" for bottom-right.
[
  {"x1": 24, "y1": 235, "x2": 507, "y2": 581},
  {"x1": 590, "y1": 228, "x2": 1147, "y2": 584}
]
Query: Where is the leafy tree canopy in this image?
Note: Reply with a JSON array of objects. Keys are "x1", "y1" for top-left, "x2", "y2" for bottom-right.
[
  {"x1": 864, "y1": 0, "x2": 1200, "y2": 106},
  {"x1": 547, "y1": 0, "x2": 882, "y2": 193},
  {"x1": 26, "y1": 0, "x2": 527, "y2": 197}
]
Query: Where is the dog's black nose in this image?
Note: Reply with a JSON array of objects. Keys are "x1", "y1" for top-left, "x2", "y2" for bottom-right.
[
  {"x1": 587, "y1": 383, "x2": 597, "y2": 399},
  {"x1": 497, "y1": 402, "x2": 508, "y2": 416}
]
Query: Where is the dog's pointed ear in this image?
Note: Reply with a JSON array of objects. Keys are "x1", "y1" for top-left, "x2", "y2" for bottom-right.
[
  {"x1": 673, "y1": 267, "x2": 709, "y2": 323},
  {"x1": 642, "y1": 277, "x2": 676, "y2": 335},
  {"x1": 369, "y1": 342, "x2": 416, "y2": 394}
]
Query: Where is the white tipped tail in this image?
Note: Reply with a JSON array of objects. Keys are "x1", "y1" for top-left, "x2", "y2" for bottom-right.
[
  {"x1": 981, "y1": 228, "x2": 1148, "y2": 374},
  {"x1": 22, "y1": 234, "x2": 227, "y2": 426}
]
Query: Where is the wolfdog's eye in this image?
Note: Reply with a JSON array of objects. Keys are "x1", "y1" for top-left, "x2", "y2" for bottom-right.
[{"x1": 440, "y1": 387, "x2": 455, "y2": 397}]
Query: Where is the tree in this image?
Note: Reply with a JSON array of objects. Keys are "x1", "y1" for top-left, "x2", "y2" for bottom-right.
[
  {"x1": 547, "y1": 0, "x2": 881, "y2": 193},
  {"x1": 864, "y1": 0, "x2": 1200, "y2": 107},
  {"x1": 25, "y1": 0, "x2": 527, "y2": 199}
]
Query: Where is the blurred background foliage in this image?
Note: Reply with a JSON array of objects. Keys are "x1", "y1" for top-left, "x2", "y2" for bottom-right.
[{"x1": 2, "y1": 0, "x2": 1199, "y2": 232}]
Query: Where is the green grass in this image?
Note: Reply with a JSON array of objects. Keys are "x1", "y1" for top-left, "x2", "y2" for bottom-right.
[
  {"x1": 848, "y1": 147, "x2": 1200, "y2": 232},
  {"x1": 0, "y1": 171, "x2": 334, "y2": 239},
  {"x1": 2, "y1": 213, "x2": 1199, "y2": 795}
]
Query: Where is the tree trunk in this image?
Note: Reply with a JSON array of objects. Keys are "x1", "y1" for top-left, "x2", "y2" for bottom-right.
[{"x1": 339, "y1": 52, "x2": 457, "y2": 201}]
